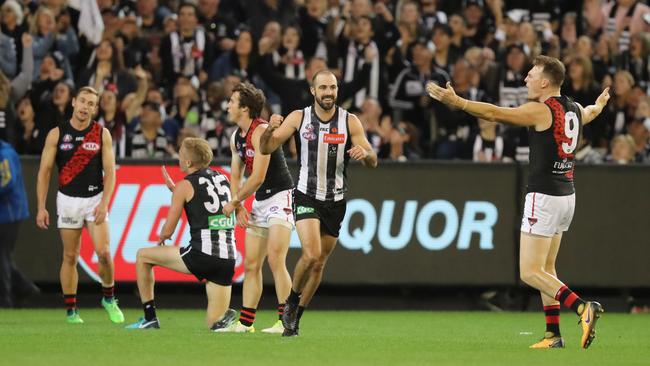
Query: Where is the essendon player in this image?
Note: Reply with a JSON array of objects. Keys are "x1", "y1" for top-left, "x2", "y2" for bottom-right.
[
  {"x1": 36, "y1": 86, "x2": 124, "y2": 324},
  {"x1": 427, "y1": 56, "x2": 610, "y2": 349},
  {"x1": 214, "y1": 82, "x2": 294, "y2": 334},
  {"x1": 259, "y1": 70, "x2": 378, "y2": 336}
]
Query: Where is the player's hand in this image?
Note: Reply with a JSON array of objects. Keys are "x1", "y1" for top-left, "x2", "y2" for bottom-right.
[
  {"x1": 347, "y1": 145, "x2": 369, "y2": 161},
  {"x1": 157, "y1": 233, "x2": 171, "y2": 246},
  {"x1": 269, "y1": 114, "x2": 284, "y2": 132},
  {"x1": 36, "y1": 209, "x2": 49, "y2": 229},
  {"x1": 223, "y1": 200, "x2": 239, "y2": 217},
  {"x1": 596, "y1": 87, "x2": 610, "y2": 109},
  {"x1": 235, "y1": 206, "x2": 250, "y2": 228},
  {"x1": 93, "y1": 204, "x2": 108, "y2": 224},
  {"x1": 161, "y1": 165, "x2": 175, "y2": 192},
  {"x1": 426, "y1": 81, "x2": 460, "y2": 108}
]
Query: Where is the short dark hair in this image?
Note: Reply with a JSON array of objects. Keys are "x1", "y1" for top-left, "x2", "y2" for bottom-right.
[
  {"x1": 178, "y1": 2, "x2": 198, "y2": 15},
  {"x1": 533, "y1": 55, "x2": 565, "y2": 87},
  {"x1": 232, "y1": 82, "x2": 265, "y2": 119},
  {"x1": 311, "y1": 69, "x2": 336, "y2": 86}
]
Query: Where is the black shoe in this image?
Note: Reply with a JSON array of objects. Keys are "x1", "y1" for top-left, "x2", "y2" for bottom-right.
[
  {"x1": 282, "y1": 301, "x2": 298, "y2": 330},
  {"x1": 211, "y1": 308, "x2": 237, "y2": 331},
  {"x1": 282, "y1": 327, "x2": 299, "y2": 337}
]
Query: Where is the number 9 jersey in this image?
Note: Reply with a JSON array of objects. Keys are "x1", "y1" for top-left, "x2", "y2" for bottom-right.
[
  {"x1": 183, "y1": 168, "x2": 236, "y2": 260},
  {"x1": 527, "y1": 96, "x2": 583, "y2": 196}
]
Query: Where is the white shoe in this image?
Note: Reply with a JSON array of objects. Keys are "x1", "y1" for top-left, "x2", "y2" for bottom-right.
[
  {"x1": 261, "y1": 320, "x2": 284, "y2": 334},
  {"x1": 213, "y1": 320, "x2": 255, "y2": 333}
]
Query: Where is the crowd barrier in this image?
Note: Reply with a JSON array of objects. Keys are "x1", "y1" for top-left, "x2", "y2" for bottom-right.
[{"x1": 14, "y1": 157, "x2": 650, "y2": 288}]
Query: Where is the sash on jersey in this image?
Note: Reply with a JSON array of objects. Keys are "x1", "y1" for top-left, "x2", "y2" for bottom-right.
[{"x1": 59, "y1": 123, "x2": 103, "y2": 187}]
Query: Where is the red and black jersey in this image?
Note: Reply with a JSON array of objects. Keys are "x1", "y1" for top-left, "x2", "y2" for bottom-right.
[
  {"x1": 527, "y1": 96, "x2": 583, "y2": 196},
  {"x1": 234, "y1": 118, "x2": 293, "y2": 201},
  {"x1": 56, "y1": 121, "x2": 104, "y2": 197}
]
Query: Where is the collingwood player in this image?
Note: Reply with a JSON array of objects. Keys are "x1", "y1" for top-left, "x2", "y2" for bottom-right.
[
  {"x1": 426, "y1": 55, "x2": 610, "y2": 349},
  {"x1": 215, "y1": 82, "x2": 294, "y2": 334},
  {"x1": 260, "y1": 70, "x2": 378, "y2": 336},
  {"x1": 36, "y1": 86, "x2": 124, "y2": 324},
  {"x1": 126, "y1": 138, "x2": 237, "y2": 330}
]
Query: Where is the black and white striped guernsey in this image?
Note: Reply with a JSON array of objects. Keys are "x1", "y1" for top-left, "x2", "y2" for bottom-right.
[
  {"x1": 183, "y1": 168, "x2": 236, "y2": 259},
  {"x1": 294, "y1": 105, "x2": 352, "y2": 202}
]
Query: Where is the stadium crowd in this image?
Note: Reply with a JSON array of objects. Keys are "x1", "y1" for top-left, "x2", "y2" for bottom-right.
[{"x1": 0, "y1": 0, "x2": 648, "y2": 164}]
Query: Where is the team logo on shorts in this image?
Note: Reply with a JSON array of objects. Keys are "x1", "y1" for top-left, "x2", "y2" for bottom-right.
[
  {"x1": 296, "y1": 206, "x2": 315, "y2": 215},
  {"x1": 269, "y1": 206, "x2": 279, "y2": 213},
  {"x1": 62, "y1": 134, "x2": 73, "y2": 142},
  {"x1": 527, "y1": 217, "x2": 538, "y2": 226},
  {"x1": 83, "y1": 142, "x2": 100, "y2": 151},
  {"x1": 208, "y1": 214, "x2": 235, "y2": 230},
  {"x1": 61, "y1": 217, "x2": 79, "y2": 225},
  {"x1": 59, "y1": 143, "x2": 74, "y2": 151}
]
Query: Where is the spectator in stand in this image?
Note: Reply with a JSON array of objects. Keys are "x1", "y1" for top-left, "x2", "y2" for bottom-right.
[
  {"x1": 616, "y1": 32, "x2": 650, "y2": 92},
  {"x1": 269, "y1": 23, "x2": 306, "y2": 80},
  {"x1": 420, "y1": 0, "x2": 448, "y2": 34},
  {"x1": 33, "y1": 80, "x2": 73, "y2": 147},
  {"x1": 96, "y1": 85, "x2": 128, "y2": 158},
  {"x1": 115, "y1": 15, "x2": 151, "y2": 69},
  {"x1": 127, "y1": 100, "x2": 173, "y2": 158},
  {"x1": 202, "y1": 80, "x2": 237, "y2": 158},
  {"x1": 390, "y1": 38, "x2": 449, "y2": 157},
  {"x1": 431, "y1": 23, "x2": 459, "y2": 74},
  {"x1": 1, "y1": 0, "x2": 27, "y2": 70},
  {"x1": 77, "y1": 39, "x2": 137, "y2": 96},
  {"x1": 602, "y1": 70, "x2": 638, "y2": 143},
  {"x1": 14, "y1": 96, "x2": 41, "y2": 155},
  {"x1": 244, "y1": 0, "x2": 296, "y2": 41},
  {"x1": 197, "y1": 0, "x2": 237, "y2": 58},
  {"x1": 0, "y1": 32, "x2": 16, "y2": 79},
  {"x1": 358, "y1": 97, "x2": 406, "y2": 161},
  {"x1": 472, "y1": 119, "x2": 507, "y2": 162},
  {"x1": 295, "y1": 0, "x2": 328, "y2": 60},
  {"x1": 164, "y1": 76, "x2": 203, "y2": 142},
  {"x1": 337, "y1": 15, "x2": 383, "y2": 109},
  {"x1": 210, "y1": 26, "x2": 257, "y2": 82},
  {"x1": 30, "y1": 5, "x2": 78, "y2": 83},
  {"x1": 605, "y1": 134, "x2": 637, "y2": 164},
  {"x1": 159, "y1": 2, "x2": 215, "y2": 88}
]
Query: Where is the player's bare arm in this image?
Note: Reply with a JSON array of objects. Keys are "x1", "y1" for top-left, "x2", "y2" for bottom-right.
[
  {"x1": 158, "y1": 179, "x2": 193, "y2": 245},
  {"x1": 224, "y1": 127, "x2": 271, "y2": 215},
  {"x1": 223, "y1": 134, "x2": 249, "y2": 227},
  {"x1": 161, "y1": 165, "x2": 175, "y2": 191},
  {"x1": 578, "y1": 87, "x2": 610, "y2": 125},
  {"x1": 347, "y1": 113, "x2": 378, "y2": 168},
  {"x1": 426, "y1": 81, "x2": 551, "y2": 128},
  {"x1": 259, "y1": 111, "x2": 302, "y2": 154},
  {"x1": 36, "y1": 127, "x2": 60, "y2": 229},
  {"x1": 94, "y1": 128, "x2": 115, "y2": 224}
]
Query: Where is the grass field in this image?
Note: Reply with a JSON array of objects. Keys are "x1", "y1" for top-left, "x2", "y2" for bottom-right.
[{"x1": 0, "y1": 309, "x2": 648, "y2": 366}]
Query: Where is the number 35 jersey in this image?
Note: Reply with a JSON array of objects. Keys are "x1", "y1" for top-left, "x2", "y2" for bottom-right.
[
  {"x1": 527, "y1": 96, "x2": 583, "y2": 196},
  {"x1": 183, "y1": 168, "x2": 236, "y2": 260}
]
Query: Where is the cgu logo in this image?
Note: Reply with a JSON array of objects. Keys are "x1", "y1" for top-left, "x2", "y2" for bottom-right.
[{"x1": 79, "y1": 165, "x2": 251, "y2": 283}]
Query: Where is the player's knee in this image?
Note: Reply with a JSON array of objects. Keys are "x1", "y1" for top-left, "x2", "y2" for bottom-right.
[
  {"x1": 519, "y1": 268, "x2": 541, "y2": 286},
  {"x1": 96, "y1": 248, "x2": 111, "y2": 264},
  {"x1": 311, "y1": 259, "x2": 327, "y2": 274},
  {"x1": 62, "y1": 251, "x2": 79, "y2": 266},
  {"x1": 244, "y1": 258, "x2": 262, "y2": 274},
  {"x1": 266, "y1": 253, "x2": 286, "y2": 272},
  {"x1": 301, "y1": 249, "x2": 320, "y2": 267}
]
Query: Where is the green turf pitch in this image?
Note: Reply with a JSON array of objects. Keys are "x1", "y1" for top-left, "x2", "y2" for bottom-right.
[{"x1": 0, "y1": 309, "x2": 648, "y2": 366}]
